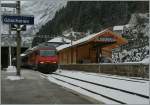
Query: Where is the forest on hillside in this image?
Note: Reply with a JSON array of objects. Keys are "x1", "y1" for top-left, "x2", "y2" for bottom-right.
[{"x1": 32, "y1": 1, "x2": 149, "y2": 46}]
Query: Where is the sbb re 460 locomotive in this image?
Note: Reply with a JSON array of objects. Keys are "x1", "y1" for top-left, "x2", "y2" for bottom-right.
[{"x1": 19, "y1": 44, "x2": 58, "y2": 73}]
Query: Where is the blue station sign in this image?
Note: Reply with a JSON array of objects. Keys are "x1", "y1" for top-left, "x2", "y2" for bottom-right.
[{"x1": 2, "y1": 15, "x2": 34, "y2": 25}]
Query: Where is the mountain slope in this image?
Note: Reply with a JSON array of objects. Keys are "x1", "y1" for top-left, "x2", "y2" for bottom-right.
[
  {"x1": 1, "y1": 0, "x2": 67, "y2": 47},
  {"x1": 33, "y1": 1, "x2": 148, "y2": 46},
  {"x1": 21, "y1": 0, "x2": 67, "y2": 35}
]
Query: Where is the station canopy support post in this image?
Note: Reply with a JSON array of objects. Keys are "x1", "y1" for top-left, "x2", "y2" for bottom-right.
[{"x1": 16, "y1": 1, "x2": 21, "y2": 76}]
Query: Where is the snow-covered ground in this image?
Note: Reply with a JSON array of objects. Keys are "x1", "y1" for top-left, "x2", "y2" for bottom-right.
[
  {"x1": 45, "y1": 70, "x2": 149, "y2": 104},
  {"x1": 6, "y1": 66, "x2": 16, "y2": 73},
  {"x1": 6, "y1": 76, "x2": 24, "y2": 80}
]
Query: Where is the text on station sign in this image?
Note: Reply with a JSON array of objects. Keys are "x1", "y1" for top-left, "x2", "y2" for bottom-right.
[{"x1": 2, "y1": 15, "x2": 34, "y2": 25}]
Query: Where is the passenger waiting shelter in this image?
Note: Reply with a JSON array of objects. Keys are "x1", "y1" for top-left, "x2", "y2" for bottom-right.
[{"x1": 57, "y1": 29, "x2": 128, "y2": 64}]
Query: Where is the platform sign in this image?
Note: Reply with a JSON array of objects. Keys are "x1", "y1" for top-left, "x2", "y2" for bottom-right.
[
  {"x1": 1, "y1": 3, "x2": 17, "y2": 8},
  {"x1": 98, "y1": 37, "x2": 116, "y2": 42},
  {"x1": 95, "y1": 32, "x2": 117, "y2": 43},
  {"x1": 2, "y1": 15, "x2": 34, "y2": 25}
]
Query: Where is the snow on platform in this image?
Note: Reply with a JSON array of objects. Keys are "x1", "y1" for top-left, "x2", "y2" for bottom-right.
[
  {"x1": 6, "y1": 66, "x2": 16, "y2": 73},
  {"x1": 6, "y1": 76, "x2": 24, "y2": 81}
]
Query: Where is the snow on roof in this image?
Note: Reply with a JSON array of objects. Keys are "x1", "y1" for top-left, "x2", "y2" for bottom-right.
[
  {"x1": 63, "y1": 33, "x2": 71, "y2": 37},
  {"x1": 56, "y1": 44, "x2": 70, "y2": 51},
  {"x1": 20, "y1": 53, "x2": 26, "y2": 57},
  {"x1": 113, "y1": 25, "x2": 124, "y2": 31},
  {"x1": 48, "y1": 36, "x2": 71, "y2": 43},
  {"x1": 124, "y1": 24, "x2": 129, "y2": 28},
  {"x1": 56, "y1": 29, "x2": 107, "y2": 51}
]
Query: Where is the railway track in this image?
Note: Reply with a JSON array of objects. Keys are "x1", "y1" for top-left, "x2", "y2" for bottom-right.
[
  {"x1": 51, "y1": 75, "x2": 126, "y2": 104},
  {"x1": 53, "y1": 73, "x2": 149, "y2": 98},
  {"x1": 42, "y1": 72, "x2": 149, "y2": 104},
  {"x1": 56, "y1": 70, "x2": 149, "y2": 95},
  {"x1": 40, "y1": 71, "x2": 149, "y2": 104}
]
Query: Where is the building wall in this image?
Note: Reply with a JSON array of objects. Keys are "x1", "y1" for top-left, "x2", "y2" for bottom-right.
[
  {"x1": 58, "y1": 45, "x2": 113, "y2": 64},
  {"x1": 76, "y1": 44, "x2": 91, "y2": 63},
  {"x1": 58, "y1": 29, "x2": 127, "y2": 64},
  {"x1": 101, "y1": 47, "x2": 112, "y2": 58}
]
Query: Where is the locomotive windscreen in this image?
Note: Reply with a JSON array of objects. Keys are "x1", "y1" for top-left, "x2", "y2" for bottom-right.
[{"x1": 40, "y1": 50, "x2": 56, "y2": 56}]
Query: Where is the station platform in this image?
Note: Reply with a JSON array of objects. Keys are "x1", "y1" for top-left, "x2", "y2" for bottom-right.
[{"x1": 1, "y1": 69, "x2": 101, "y2": 104}]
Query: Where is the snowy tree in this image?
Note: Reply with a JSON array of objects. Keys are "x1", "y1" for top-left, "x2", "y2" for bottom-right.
[{"x1": 112, "y1": 13, "x2": 149, "y2": 63}]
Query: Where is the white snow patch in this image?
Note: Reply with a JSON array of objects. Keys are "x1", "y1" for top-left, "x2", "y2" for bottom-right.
[
  {"x1": 140, "y1": 57, "x2": 150, "y2": 64},
  {"x1": 48, "y1": 36, "x2": 71, "y2": 43},
  {"x1": 113, "y1": 25, "x2": 124, "y2": 31},
  {"x1": 113, "y1": 24, "x2": 130, "y2": 31},
  {"x1": 6, "y1": 76, "x2": 24, "y2": 80},
  {"x1": 20, "y1": 53, "x2": 26, "y2": 57},
  {"x1": 51, "y1": 74, "x2": 149, "y2": 104},
  {"x1": 48, "y1": 76, "x2": 117, "y2": 104},
  {"x1": 57, "y1": 70, "x2": 149, "y2": 96},
  {"x1": 6, "y1": 66, "x2": 16, "y2": 73},
  {"x1": 46, "y1": 70, "x2": 149, "y2": 104}
]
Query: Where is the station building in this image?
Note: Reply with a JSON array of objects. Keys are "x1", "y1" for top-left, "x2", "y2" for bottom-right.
[{"x1": 56, "y1": 29, "x2": 128, "y2": 64}]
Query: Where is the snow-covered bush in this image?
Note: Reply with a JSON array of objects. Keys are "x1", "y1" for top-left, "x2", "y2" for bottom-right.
[{"x1": 112, "y1": 46, "x2": 149, "y2": 63}]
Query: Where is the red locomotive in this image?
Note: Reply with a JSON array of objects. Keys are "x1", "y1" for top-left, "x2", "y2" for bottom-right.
[{"x1": 20, "y1": 43, "x2": 58, "y2": 73}]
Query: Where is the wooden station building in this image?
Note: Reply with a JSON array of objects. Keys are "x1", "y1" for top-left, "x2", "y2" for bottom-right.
[{"x1": 57, "y1": 29, "x2": 127, "y2": 64}]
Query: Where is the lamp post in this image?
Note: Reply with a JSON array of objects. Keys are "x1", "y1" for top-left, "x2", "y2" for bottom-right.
[
  {"x1": 9, "y1": 24, "x2": 12, "y2": 66},
  {"x1": 70, "y1": 32, "x2": 74, "y2": 64}
]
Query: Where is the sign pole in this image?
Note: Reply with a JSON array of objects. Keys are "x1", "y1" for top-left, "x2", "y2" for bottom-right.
[
  {"x1": 1, "y1": 2, "x2": 34, "y2": 74},
  {"x1": 16, "y1": 1, "x2": 21, "y2": 76},
  {"x1": 8, "y1": 25, "x2": 12, "y2": 66}
]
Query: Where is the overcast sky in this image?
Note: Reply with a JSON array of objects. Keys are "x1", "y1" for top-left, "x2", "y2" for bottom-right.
[{"x1": 1, "y1": 1, "x2": 16, "y2": 3}]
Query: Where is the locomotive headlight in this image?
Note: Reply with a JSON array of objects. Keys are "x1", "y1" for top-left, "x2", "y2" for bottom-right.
[
  {"x1": 40, "y1": 61, "x2": 44, "y2": 64},
  {"x1": 52, "y1": 62, "x2": 56, "y2": 63}
]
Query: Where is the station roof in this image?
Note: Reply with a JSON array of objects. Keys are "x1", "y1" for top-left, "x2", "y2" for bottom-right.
[{"x1": 57, "y1": 29, "x2": 128, "y2": 51}]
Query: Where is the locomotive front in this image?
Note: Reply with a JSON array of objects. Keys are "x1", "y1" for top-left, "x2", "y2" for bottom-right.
[{"x1": 37, "y1": 48, "x2": 58, "y2": 73}]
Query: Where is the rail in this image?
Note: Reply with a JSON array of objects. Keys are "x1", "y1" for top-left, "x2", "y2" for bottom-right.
[{"x1": 46, "y1": 73, "x2": 149, "y2": 104}]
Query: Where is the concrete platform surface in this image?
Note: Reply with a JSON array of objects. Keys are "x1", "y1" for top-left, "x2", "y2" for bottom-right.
[{"x1": 1, "y1": 69, "x2": 101, "y2": 104}]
